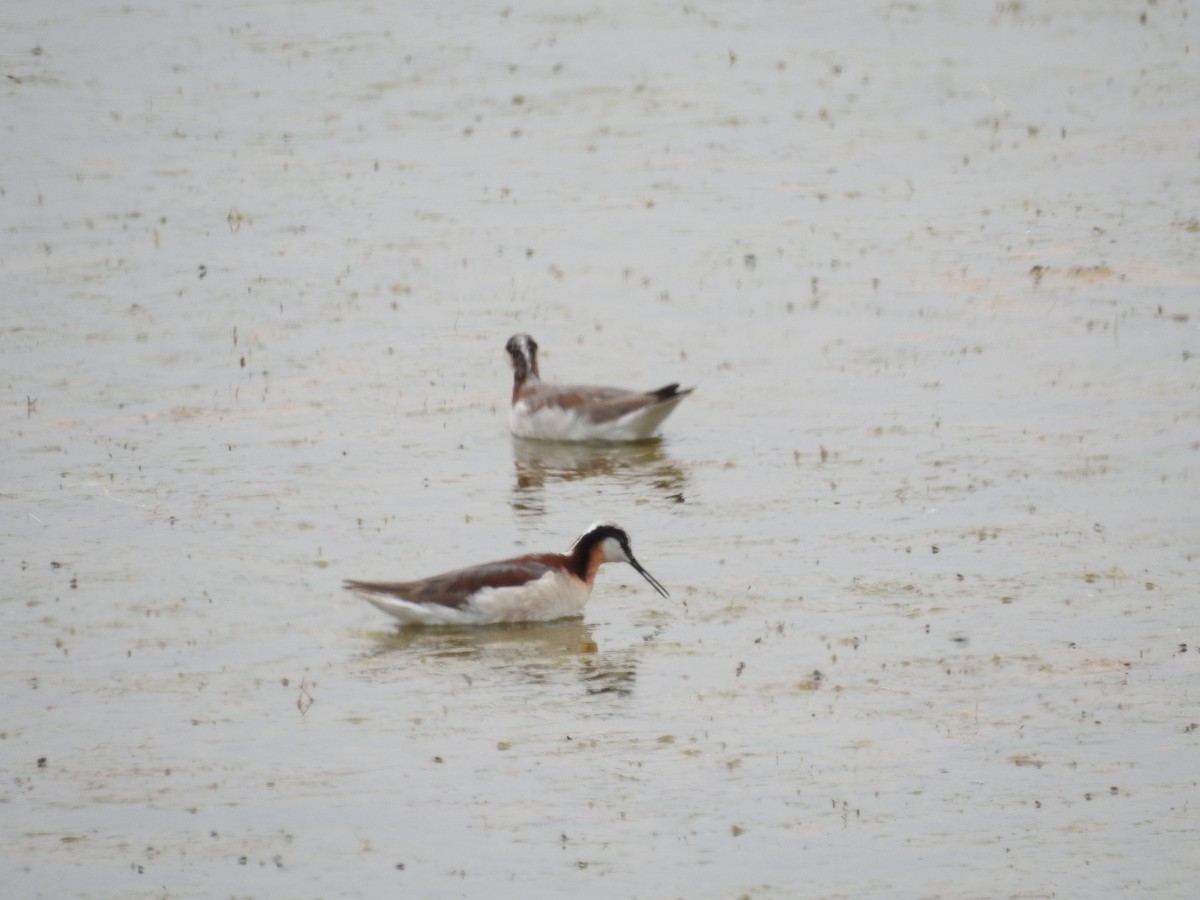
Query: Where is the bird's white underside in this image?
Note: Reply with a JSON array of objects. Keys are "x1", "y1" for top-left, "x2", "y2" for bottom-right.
[
  {"x1": 353, "y1": 568, "x2": 592, "y2": 625},
  {"x1": 510, "y1": 396, "x2": 685, "y2": 441}
]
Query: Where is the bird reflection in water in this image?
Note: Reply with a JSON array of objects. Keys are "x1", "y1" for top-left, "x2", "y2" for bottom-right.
[
  {"x1": 510, "y1": 438, "x2": 689, "y2": 518},
  {"x1": 358, "y1": 618, "x2": 640, "y2": 696}
]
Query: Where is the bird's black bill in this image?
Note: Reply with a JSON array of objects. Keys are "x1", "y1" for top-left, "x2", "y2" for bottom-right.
[{"x1": 629, "y1": 556, "x2": 669, "y2": 599}]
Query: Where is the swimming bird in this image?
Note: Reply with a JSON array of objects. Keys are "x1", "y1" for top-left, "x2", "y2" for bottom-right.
[
  {"x1": 505, "y1": 333, "x2": 694, "y2": 442},
  {"x1": 344, "y1": 522, "x2": 668, "y2": 626}
]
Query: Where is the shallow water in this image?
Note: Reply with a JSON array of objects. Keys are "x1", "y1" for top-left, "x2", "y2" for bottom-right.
[{"x1": 3, "y1": 0, "x2": 1198, "y2": 897}]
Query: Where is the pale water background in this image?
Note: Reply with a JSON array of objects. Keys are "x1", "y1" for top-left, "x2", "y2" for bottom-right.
[{"x1": 3, "y1": 1, "x2": 1198, "y2": 897}]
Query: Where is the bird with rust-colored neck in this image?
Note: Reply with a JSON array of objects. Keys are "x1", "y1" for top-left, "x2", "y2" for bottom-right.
[
  {"x1": 505, "y1": 333, "x2": 694, "y2": 442},
  {"x1": 344, "y1": 522, "x2": 668, "y2": 626}
]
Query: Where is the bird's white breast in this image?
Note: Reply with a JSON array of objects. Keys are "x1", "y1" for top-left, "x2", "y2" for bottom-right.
[
  {"x1": 466, "y1": 568, "x2": 593, "y2": 622},
  {"x1": 511, "y1": 401, "x2": 670, "y2": 442}
]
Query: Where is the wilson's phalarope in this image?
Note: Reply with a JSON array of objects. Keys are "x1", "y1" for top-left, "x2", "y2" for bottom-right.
[
  {"x1": 344, "y1": 522, "x2": 668, "y2": 625},
  {"x1": 506, "y1": 333, "x2": 694, "y2": 442}
]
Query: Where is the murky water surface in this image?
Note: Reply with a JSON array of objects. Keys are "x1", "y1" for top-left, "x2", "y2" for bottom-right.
[{"x1": 3, "y1": 1, "x2": 1198, "y2": 897}]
